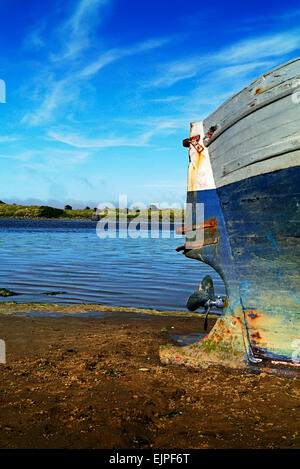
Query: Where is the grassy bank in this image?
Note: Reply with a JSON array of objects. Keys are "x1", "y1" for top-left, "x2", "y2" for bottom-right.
[
  {"x1": 0, "y1": 203, "x2": 185, "y2": 221},
  {"x1": 0, "y1": 203, "x2": 94, "y2": 219}
]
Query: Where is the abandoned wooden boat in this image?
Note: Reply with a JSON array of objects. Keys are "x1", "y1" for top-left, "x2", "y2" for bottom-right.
[{"x1": 160, "y1": 57, "x2": 300, "y2": 377}]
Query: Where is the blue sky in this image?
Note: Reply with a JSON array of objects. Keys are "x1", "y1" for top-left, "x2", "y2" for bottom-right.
[{"x1": 0, "y1": 0, "x2": 300, "y2": 208}]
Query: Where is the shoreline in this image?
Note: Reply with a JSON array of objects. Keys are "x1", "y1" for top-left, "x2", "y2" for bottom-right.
[
  {"x1": 0, "y1": 301, "x2": 214, "y2": 318},
  {"x1": 0, "y1": 217, "x2": 182, "y2": 223},
  {"x1": 0, "y1": 217, "x2": 97, "y2": 221}
]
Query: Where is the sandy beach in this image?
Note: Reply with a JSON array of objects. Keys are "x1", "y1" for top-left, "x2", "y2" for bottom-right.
[{"x1": 0, "y1": 303, "x2": 299, "y2": 449}]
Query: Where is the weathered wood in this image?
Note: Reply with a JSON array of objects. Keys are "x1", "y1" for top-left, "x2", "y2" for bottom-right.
[
  {"x1": 210, "y1": 94, "x2": 300, "y2": 163},
  {"x1": 214, "y1": 151, "x2": 300, "y2": 188},
  {"x1": 200, "y1": 58, "x2": 300, "y2": 188},
  {"x1": 203, "y1": 57, "x2": 300, "y2": 145}
]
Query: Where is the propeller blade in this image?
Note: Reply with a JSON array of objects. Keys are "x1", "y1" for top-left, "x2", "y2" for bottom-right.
[
  {"x1": 199, "y1": 275, "x2": 215, "y2": 301},
  {"x1": 186, "y1": 290, "x2": 209, "y2": 312},
  {"x1": 204, "y1": 304, "x2": 211, "y2": 331}
]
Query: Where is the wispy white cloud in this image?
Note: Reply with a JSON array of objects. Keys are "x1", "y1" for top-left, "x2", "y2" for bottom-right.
[
  {"x1": 23, "y1": 23, "x2": 46, "y2": 50},
  {"x1": 241, "y1": 7, "x2": 300, "y2": 26},
  {"x1": 21, "y1": 0, "x2": 113, "y2": 125},
  {"x1": 146, "y1": 30, "x2": 300, "y2": 88},
  {"x1": 20, "y1": 0, "x2": 174, "y2": 127},
  {"x1": 271, "y1": 8, "x2": 300, "y2": 21},
  {"x1": 47, "y1": 117, "x2": 184, "y2": 149},
  {"x1": 0, "y1": 149, "x2": 90, "y2": 168},
  {"x1": 23, "y1": 0, "x2": 108, "y2": 58},
  {"x1": 51, "y1": 0, "x2": 110, "y2": 62},
  {"x1": 0, "y1": 136, "x2": 19, "y2": 143},
  {"x1": 211, "y1": 61, "x2": 276, "y2": 79},
  {"x1": 78, "y1": 37, "x2": 172, "y2": 78},
  {"x1": 148, "y1": 96, "x2": 180, "y2": 103},
  {"x1": 115, "y1": 116, "x2": 188, "y2": 131},
  {"x1": 67, "y1": 0, "x2": 108, "y2": 35},
  {"x1": 0, "y1": 151, "x2": 35, "y2": 161},
  {"x1": 146, "y1": 59, "x2": 200, "y2": 88},
  {"x1": 143, "y1": 30, "x2": 300, "y2": 119},
  {"x1": 218, "y1": 32, "x2": 300, "y2": 64},
  {"x1": 47, "y1": 130, "x2": 152, "y2": 148},
  {"x1": 22, "y1": 34, "x2": 171, "y2": 126},
  {"x1": 21, "y1": 78, "x2": 74, "y2": 126}
]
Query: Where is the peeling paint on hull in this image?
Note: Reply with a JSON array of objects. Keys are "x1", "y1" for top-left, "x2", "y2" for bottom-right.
[
  {"x1": 160, "y1": 167, "x2": 300, "y2": 376},
  {"x1": 219, "y1": 166, "x2": 300, "y2": 364}
]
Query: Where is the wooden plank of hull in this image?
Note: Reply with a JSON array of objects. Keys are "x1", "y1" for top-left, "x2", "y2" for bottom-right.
[
  {"x1": 211, "y1": 150, "x2": 300, "y2": 189},
  {"x1": 202, "y1": 57, "x2": 300, "y2": 188},
  {"x1": 203, "y1": 57, "x2": 300, "y2": 146},
  {"x1": 210, "y1": 95, "x2": 300, "y2": 173}
]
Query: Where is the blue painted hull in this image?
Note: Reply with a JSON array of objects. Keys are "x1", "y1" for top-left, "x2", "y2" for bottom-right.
[{"x1": 186, "y1": 166, "x2": 300, "y2": 366}]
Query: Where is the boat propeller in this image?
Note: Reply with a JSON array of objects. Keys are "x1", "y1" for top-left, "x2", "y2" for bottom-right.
[{"x1": 186, "y1": 275, "x2": 225, "y2": 331}]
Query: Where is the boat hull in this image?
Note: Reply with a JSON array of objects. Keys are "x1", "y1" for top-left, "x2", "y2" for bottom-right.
[
  {"x1": 160, "y1": 166, "x2": 300, "y2": 375},
  {"x1": 218, "y1": 165, "x2": 300, "y2": 363},
  {"x1": 185, "y1": 166, "x2": 300, "y2": 364},
  {"x1": 160, "y1": 58, "x2": 300, "y2": 376}
]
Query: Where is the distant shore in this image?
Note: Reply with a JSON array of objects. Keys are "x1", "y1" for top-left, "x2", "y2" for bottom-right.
[
  {"x1": 0, "y1": 203, "x2": 184, "y2": 222},
  {"x1": 0, "y1": 216, "x2": 97, "y2": 221},
  {"x1": 0, "y1": 217, "x2": 182, "y2": 224},
  {"x1": 0, "y1": 301, "x2": 204, "y2": 317}
]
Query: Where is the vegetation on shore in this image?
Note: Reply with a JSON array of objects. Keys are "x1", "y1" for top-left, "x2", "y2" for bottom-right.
[
  {"x1": 0, "y1": 203, "x2": 94, "y2": 219},
  {"x1": 0, "y1": 202, "x2": 185, "y2": 221}
]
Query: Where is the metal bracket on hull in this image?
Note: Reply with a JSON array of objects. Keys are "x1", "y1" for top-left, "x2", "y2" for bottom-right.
[
  {"x1": 176, "y1": 217, "x2": 219, "y2": 250},
  {"x1": 182, "y1": 135, "x2": 204, "y2": 154},
  {"x1": 203, "y1": 126, "x2": 218, "y2": 146}
]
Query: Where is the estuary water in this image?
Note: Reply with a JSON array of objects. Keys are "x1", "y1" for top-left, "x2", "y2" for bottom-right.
[{"x1": 0, "y1": 220, "x2": 225, "y2": 311}]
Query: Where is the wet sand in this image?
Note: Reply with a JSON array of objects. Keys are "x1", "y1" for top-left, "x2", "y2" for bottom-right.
[{"x1": 0, "y1": 304, "x2": 300, "y2": 449}]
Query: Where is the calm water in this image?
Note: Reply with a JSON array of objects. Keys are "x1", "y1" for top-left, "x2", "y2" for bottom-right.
[{"x1": 0, "y1": 220, "x2": 225, "y2": 311}]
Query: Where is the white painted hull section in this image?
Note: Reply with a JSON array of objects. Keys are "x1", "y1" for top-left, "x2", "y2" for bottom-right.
[{"x1": 187, "y1": 121, "x2": 216, "y2": 192}]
